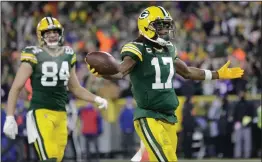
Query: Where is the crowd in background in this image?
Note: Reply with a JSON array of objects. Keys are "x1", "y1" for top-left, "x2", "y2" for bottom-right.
[
  {"x1": 2, "y1": 1, "x2": 261, "y2": 98},
  {"x1": 1, "y1": 1, "x2": 261, "y2": 161}
]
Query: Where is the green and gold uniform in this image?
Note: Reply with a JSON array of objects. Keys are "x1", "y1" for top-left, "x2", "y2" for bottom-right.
[
  {"x1": 21, "y1": 45, "x2": 76, "y2": 162},
  {"x1": 121, "y1": 40, "x2": 179, "y2": 161},
  {"x1": 21, "y1": 46, "x2": 76, "y2": 111}
]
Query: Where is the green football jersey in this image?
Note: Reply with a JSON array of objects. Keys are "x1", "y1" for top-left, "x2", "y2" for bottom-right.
[
  {"x1": 121, "y1": 40, "x2": 179, "y2": 123},
  {"x1": 20, "y1": 46, "x2": 76, "y2": 111}
]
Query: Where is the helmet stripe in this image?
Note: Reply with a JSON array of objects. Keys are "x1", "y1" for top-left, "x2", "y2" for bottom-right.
[
  {"x1": 45, "y1": 17, "x2": 50, "y2": 25},
  {"x1": 158, "y1": 6, "x2": 169, "y2": 17},
  {"x1": 50, "y1": 17, "x2": 54, "y2": 24},
  {"x1": 46, "y1": 17, "x2": 53, "y2": 25}
]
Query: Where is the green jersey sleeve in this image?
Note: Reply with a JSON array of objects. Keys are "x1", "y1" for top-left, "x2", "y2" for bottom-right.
[
  {"x1": 166, "y1": 42, "x2": 178, "y2": 60},
  {"x1": 64, "y1": 46, "x2": 76, "y2": 67},
  {"x1": 20, "y1": 46, "x2": 40, "y2": 68},
  {"x1": 120, "y1": 42, "x2": 143, "y2": 62},
  {"x1": 71, "y1": 53, "x2": 76, "y2": 67}
]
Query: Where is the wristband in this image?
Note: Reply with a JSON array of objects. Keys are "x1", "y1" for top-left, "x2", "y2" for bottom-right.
[{"x1": 204, "y1": 70, "x2": 212, "y2": 80}]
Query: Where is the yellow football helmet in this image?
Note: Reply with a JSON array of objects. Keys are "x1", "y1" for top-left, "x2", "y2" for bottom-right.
[
  {"x1": 138, "y1": 6, "x2": 175, "y2": 45},
  {"x1": 36, "y1": 17, "x2": 64, "y2": 47}
]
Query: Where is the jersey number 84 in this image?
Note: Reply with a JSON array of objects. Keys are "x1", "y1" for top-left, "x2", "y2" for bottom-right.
[{"x1": 41, "y1": 61, "x2": 70, "y2": 86}]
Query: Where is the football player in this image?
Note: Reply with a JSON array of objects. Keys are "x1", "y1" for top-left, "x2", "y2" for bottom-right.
[
  {"x1": 3, "y1": 17, "x2": 108, "y2": 162},
  {"x1": 88, "y1": 6, "x2": 244, "y2": 162}
]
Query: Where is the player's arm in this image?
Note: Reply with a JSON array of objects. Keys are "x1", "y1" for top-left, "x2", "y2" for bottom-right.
[
  {"x1": 175, "y1": 58, "x2": 244, "y2": 80},
  {"x1": 4, "y1": 63, "x2": 32, "y2": 139},
  {"x1": 6, "y1": 63, "x2": 33, "y2": 115},
  {"x1": 68, "y1": 66, "x2": 108, "y2": 109},
  {"x1": 102, "y1": 56, "x2": 136, "y2": 80},
  {"x1": 4, "y1": 48, "x2": 38, "y2": 139},
  {"x1": 89, "y1": 43, "x2": 141, "y2": 80}
]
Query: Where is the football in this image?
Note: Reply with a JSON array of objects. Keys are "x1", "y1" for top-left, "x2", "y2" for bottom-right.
[{"x1": 85, "y1": 51, "x2": 119, "y2": 75}]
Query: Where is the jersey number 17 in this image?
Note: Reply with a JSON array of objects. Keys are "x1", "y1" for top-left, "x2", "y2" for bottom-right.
[{"x1": 151, "y1": 57, "x2": 174, "y2": 89}]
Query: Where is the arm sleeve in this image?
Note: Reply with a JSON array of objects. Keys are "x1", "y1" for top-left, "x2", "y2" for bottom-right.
[
  {"x1": 167, "y1": 42, "x2": 179, "y2": 60},
  {"x1": 120, "y1": 43, "x2": 143, "y2": 62}
]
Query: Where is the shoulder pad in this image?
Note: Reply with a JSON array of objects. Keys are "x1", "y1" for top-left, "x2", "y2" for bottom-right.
[
  {"x1": 21, "y1": 46, "x2": 39, "y2": 64},
  {"x1": 121, "y1": 42, "x2": 142, "y2": 54},
  {"x1": 121, "y1": 42, "x2": 143, "y2": 61}
]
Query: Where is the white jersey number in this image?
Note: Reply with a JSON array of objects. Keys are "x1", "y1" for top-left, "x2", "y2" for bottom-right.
[
  {"x1": 151, "y1": 57, "x2": 174, "y2": 89},
  {"x1": 41, "y1": 61, "x2": 70, "y2": 86}
]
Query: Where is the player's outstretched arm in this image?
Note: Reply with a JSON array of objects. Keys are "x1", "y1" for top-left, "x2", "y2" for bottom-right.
[
  {"x1": 68, "y1": 66, "x2": 108, "y2": 109},
  {"x1": 175, "y1": 59, "x2": 244, "y2": 80},
  {"x1": 89, "y1": 56, "x2": 137, "y2": 80}
]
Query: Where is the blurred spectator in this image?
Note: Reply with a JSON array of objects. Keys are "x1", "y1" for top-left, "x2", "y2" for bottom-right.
[
  {"x1": 66, "y1": 99, "x2": 82, "y2": 161},
  {"x1": 251, "y1": 105, "x2": 262, "y2": 158},
  {"x1": 257, "y1": 106, "x2": 261, "y2": 129},
  {"x1": 1, "y1": 109, "x2": 19, "y2": 162},
  {"x1": 14, "y1": 100, "x2": 28, "y2": 161},
  {"x1": 79, "y1": 103, "x2": 103, "y2": 162},
  {"x1": 217, "y1": 94, "x2": 234, "y2": 158},
  {"x1": 206, "y1": 95, "x2": 222, "y2": 157},
  {"x1": 24, "y1": 79, "x2": 32, "y2": 101},
  {"x1": 1, "y1": 1, "x2": 261, "y2": 97},
  {"x1": 182, "y1": 96, "x2": 197, "y2": 159},
  {"x1": 119, "y1": 97, "x2": 135, "y2": 158},
  {"x1": 233, "y1": 90, "x2": 255, "y2": 158}
]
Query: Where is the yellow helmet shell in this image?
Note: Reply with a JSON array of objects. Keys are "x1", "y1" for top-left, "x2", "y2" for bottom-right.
[
  {"x1": 36, "y1": 17, "x2": 64, "y2": 46},
  {"x1": 138, "y1": 6, "x2": 173, "y2": 39}
]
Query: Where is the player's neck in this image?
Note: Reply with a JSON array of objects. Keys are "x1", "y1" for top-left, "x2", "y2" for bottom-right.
[{"x1": 42, "y1": 45, "x2": 64, "y2": 57}]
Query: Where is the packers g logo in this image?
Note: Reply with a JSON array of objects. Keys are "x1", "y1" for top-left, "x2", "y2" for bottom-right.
[{"x1": 139, "y1": 10, "x2": 149, "y2": 19}]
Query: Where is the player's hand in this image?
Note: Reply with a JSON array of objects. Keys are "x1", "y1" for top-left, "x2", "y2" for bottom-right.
[
  {"x1": 3, "y1": 116, "x2": 18, "y2": 139},
  {"x1": 217, "y1": 61, "x2": 244, "y2": 79},
  {"x1": 94, "y1": 96, "x2": 108, "y2": 109},
  {"x1": 87, "y1": 64, "x2": 101, "y2": 77}
]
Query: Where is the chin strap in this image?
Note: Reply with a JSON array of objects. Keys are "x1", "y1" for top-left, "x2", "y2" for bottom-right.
[
  {"x1": 141, "y1": 32, "x2": 169, "y2": 46},
  {"x1": 155, "y1": 37, "x2": 169, "y2": 46},
  {"x1": 147, "y1": 37, "x2": 169, "y2": 46}
]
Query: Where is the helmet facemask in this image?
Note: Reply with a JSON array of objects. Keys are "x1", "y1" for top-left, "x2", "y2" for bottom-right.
[
  {"x1": 145, "y1": 18, "x2": 175, "y2": 46},
  {"x1": 151, "y1": 18, "x2": 175, "y2": 41},
  {"x1": 41, "y1": 28, "x2": 63, "y2": 48}
]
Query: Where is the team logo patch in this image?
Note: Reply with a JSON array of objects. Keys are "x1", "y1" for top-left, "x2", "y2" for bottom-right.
[{"x1": 139, "y1": 10, "x2": 149, "y2": 19}]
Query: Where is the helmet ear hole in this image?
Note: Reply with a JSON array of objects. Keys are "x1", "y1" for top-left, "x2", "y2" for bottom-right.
[
  {"x1": 41, "y1": 31, "x2": 47, "y2": 37},
  {"x1": 144, "y1": 27, "x2": 148, "y2": 31}
]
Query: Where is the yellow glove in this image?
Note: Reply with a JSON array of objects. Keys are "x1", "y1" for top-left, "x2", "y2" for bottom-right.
[
  {"x1": 87, "y1": 64, "x2": 101, "y2": 77},
  {"x1": 217, "y1": 61, "x2": 244, "y2": 79}
]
